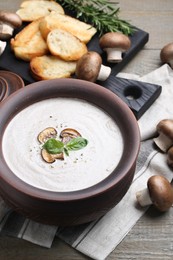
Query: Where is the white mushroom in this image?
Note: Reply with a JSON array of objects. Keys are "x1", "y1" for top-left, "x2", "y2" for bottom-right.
[
  {"x1": 0, "y1": 11, "x2": 22, "y2": 41},
  {"x1": 75, "y1": 51, "x2": 111, "y2": 82},
  {"x1": 160, "y1": 42, "x2": 173, "y2": 68},
  {"x1": 99, "y1": 32, "x2": 131, "y2": 63},
  {"x1": 153, "y1": 119, "x2": 173, "y2": 152},
  {"x1": 136, "y1": 175, "x2": 173, "y2": 212}
]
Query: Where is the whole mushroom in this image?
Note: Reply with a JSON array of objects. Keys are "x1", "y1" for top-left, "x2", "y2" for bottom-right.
[
  {"x1": 136, "y1": 175, "x2": 173, "y2": 212},
  {"x1": 75, "y1": 51, "x2": 111, "y2": 82},
  {"x1": 153, "y1": 119, "x2": 173, "y2": 152},
  {"x1": 0, "y1": 11, "x2": 22, "y2": 41},
  {"x1": 99, "y1": 32, "x2": 131, "y2": 63},
  {"x1": 160, "y1": 42, "x2": 173, "y2": 68}
]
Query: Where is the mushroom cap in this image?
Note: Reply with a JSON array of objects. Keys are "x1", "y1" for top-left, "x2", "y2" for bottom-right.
[
  {"x1": 0, "y1": 11, "x2": 22, "y2": 28},
  {"x1": 75, "y1": 51, "x2": 102, "y2": 82},
  {"x1": 147, "y1": 175, "x2": 173, "y2": 211},
  {"x1": 160, "y1": 42, "x2": 173, "y2": 63},
  {"x1": 156, "y1": 119, "x2": 173, "y2": 140},
  {"x1": 99, "y1": 32, "x2": 131, "y2": 50}
]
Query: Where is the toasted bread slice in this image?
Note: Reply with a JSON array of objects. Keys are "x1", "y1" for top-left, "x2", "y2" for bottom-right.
[
  {"x1": 47, "y1": 29, "x2": 88, "y2": 61},
  {"x1": 39, "y1": 12, "x2": 97, "y2": 43},
  {"x1": 11, "y1": 18, "x2": 49, "y2": 61},
  {"x1": 16, "y1": 0, "x2": 64, "y2": 22},
  {"x1": 30, "y1": 55, "x2": 76, "y2": 80}
]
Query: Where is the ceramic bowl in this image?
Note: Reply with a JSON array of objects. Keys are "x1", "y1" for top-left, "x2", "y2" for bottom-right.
[
  {"x1": 0, "y1": 78, "x2": 140, "y2": 226},
  {"x1": 0, "y1": 70, "x2": 24, "y2": 101}
]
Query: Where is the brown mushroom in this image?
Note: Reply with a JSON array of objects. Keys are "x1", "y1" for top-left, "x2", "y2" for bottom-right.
[
  {"x1": 153, "y1": 119, "x2": 173, "y2": 152},
  {"x1": 60, "y1": 128, "x2": 81, "y2": 144},
  {"x1": 160, "y1": 42, "x2": 173, "y2": 68},
  {"x1": 99, "y1": 32, "x2": 131, "y2": 63},
  {"x1": 41, "y1": 148, "x2": 64, "y2": 163},
  {"x1": 37, "y1": 127, "x2": 57, "y2": 144},
  {"x1": 0, "y1": 11, "x2": 22, "y2": 41},
  {"x1": 136, "y1": 175, "x2": 173, "y2": 212},
  {"x1": 75, "y1": 51, "x2": 111, "y2": 82}
]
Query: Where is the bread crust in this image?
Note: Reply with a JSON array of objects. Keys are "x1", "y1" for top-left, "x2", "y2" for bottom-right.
[
  {"x1": 11, "y1": 18, "x2": 49, "y2": 61},
  {"x1": 16, "y1": 0, "x2": 64, "y2": 22},
  {"x1": 30, "y1": 55, "x2": 77, "y2": 80},
  {"x1": 39, "y1": 12, "x2": 97, "y2": 43}
]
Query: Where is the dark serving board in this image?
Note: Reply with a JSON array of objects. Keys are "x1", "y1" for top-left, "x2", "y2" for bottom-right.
[
  {"x1": 99, "y1": 76, "x2": 162, "y2": 119},
  {"x1": 0, "y1": 13, "x2": 158, "y2": 119},
  {"x1": 0, "y1": 24, "x2": 149, "y2": 85}
]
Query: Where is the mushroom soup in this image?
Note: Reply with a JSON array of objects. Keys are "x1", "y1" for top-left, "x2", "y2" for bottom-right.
[{"x1": 2, "y1": 98, "x2": 123, "y2": 192}]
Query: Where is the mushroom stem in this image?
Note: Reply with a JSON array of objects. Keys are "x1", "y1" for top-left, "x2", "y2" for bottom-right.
[
  {"x1": 0, "y1": 40, "x2": 6, "y2": 55},
  {"x1": 0, "y1": 23, "x2": 14, "y2": 36},
  {"x1": 97, "y1": 64, "x2": 111, "y2": 81},
  {"x1": 105, "y1": 48, "x2": 123, "y2": 63},
  {"x1": 136, "y1": 188, "x2": 152, "y2": 207},
  {"x1": 153, "y1": 132, "x2": 173, "y2": 152},
  {"x1": 167, "y1": 146, "x2": 173, "y2": 168}
]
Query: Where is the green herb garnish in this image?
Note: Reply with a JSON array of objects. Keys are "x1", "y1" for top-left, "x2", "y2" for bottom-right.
[
  {"x1": 43, "y1": 137, "x2": 88, "y2": 156},
  {"x1": 57, "y1": 0, "x2": 134, "y2": 35},
  {"x1": 43, "y1": 138, "x2": 64, "y2": 154},
  {"x1": 66, "y1": 137, "x2": 88, "y2": 151}
]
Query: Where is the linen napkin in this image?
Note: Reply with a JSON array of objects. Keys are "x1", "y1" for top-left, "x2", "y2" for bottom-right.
[
  {"x1": 0, "y1": 64, "x2": 173, "y2": 259},
  {"x1": 118, "y1": 64, "x2": 173, "y2": 141}
]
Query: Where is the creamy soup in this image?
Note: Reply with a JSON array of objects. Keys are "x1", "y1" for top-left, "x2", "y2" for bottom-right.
[{"x1": 2, "y1": 98, "x2": 123, "y2": 192}]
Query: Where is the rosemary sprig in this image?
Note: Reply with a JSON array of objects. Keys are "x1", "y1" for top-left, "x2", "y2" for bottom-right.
[{"x1": 56, "y1": 0, "x2": 135, "y2": 36}]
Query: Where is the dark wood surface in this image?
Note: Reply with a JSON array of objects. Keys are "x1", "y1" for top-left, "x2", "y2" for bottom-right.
[{"x1": 0, "y1": 1, "x2": 173, "y2": 260}]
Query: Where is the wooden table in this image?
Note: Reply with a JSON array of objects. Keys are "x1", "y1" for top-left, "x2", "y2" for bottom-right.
[{"x1": 0, "y1": 1, "x2": 173, "y2": 259}]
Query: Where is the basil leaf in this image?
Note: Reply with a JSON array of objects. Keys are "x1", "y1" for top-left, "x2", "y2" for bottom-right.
[
  {"x1": 64, "y1": 147, "x2": 69, "y2": 156},
  {"x1": 65, "y1": 137, "x2": 88, "y2": 151},
  {"x1": 43, "y1": 138, "x2": 64, "y2": 154}
]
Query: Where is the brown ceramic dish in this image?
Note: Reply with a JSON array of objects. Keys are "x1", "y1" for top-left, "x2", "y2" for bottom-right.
[
  {"x1": 0, "y1": 76, "x2": 8, "y2": 102},
  {"x1": 0, "y1": 70, "x2": 24, "y2": 101},
  {"x1": 0, "y1": 78, "x2": 140, "y2": 226}
]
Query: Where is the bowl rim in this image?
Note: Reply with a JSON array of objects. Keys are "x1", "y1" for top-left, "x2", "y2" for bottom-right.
[{"x1": 0, "y1": 78, "x2": 140, "y2": 201}]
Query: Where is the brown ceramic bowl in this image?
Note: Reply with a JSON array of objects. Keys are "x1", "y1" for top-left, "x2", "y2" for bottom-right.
[{"x1": 0, "y1": 78, "x2": 140, "y2": 226}]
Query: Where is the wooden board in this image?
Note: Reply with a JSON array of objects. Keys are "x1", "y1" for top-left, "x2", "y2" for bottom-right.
[
  {"x1": 0, "y1": 25, "x2": 149, "y2": 85},
  {"x1": 100, "y1": 76, "x2": 162, "y2": 119}
]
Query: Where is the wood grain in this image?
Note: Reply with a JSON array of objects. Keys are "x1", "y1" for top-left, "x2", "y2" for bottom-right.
[{"x1": 0, "y1": 1, "x2": 173, "y2": 259}]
